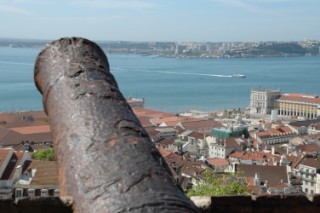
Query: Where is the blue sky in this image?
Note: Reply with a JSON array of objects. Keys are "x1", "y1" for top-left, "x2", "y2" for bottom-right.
[{"x1": 0, "y1": 0, "x2": 319, "y2": 42}]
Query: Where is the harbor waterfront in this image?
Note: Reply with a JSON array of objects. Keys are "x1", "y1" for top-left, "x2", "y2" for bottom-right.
[{"x1": 0, "y1": 46, "x2": 319, "y2": 113}]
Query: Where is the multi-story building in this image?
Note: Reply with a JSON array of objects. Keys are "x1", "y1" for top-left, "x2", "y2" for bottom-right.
[
  {"x1": 295, "y1": 155, "x2": 320, "y2": 195},
  {"x1": 277, "y1": 94, "x2": 320, "y2": 119},
  {"x1": 250, "y1": 124, "x2": 297, "y2": 145},
  {"x1": 0, "y1": 148, "x2": 30, "y2": 199},
  {"x1": 208, "y1": 137, "x2": 246, "y2": 159},
  {"x1": 250, "y1": 88, "x2": 281, "y2": 115},
  {"x1": 174, "y1": 130, "x2": 211, "y2": 157},
  {"x1": 144, "y1": 126, "x2": 177, "y2": 143}
]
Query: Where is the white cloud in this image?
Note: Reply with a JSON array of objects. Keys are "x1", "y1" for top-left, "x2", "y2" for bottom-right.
[
  {"x1": 210, "y1": 0, "x2": 257, "y2": 8},
  {"x1": 209, "y1": 0, "x2": 303, "y2": 16},
  {"x1": 0, "y1": 4, "x2": 33, "y2": 15},
  {"x1": 72, "y1": 0, "x2": 158, "y2": 9}
]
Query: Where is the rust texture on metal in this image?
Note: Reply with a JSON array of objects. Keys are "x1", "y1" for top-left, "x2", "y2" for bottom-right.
[{"x1": 34, "y1": 37, "x2": 199, "y2": 213}]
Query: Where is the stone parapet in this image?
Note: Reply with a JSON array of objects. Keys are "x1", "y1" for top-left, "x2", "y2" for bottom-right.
[
  {"x1": 191, "y1": 195, "x2": 320, "y2": 213},
  {"x1": 1, "y1": 195, "x2": 320, "y2": 212}
]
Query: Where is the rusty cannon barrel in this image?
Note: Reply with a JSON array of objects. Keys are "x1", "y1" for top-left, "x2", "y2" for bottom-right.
[{"x1": 34, "y1": 37, "x2": 199, "y2": 213}]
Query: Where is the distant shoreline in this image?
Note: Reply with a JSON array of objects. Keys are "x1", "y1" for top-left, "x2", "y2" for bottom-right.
[{"x1": 0, "y1": 38, "x2": 319, "y2": 59}]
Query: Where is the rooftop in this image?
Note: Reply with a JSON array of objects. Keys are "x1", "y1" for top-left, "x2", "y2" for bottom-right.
[{"x1": 278, "y1": 93, "x2": 320, "y2": 104}]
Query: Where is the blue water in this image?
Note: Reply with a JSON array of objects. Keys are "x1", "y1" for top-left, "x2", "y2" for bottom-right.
[{"x1": 0, "y1": 46, "x2": 319, "y2": 113}]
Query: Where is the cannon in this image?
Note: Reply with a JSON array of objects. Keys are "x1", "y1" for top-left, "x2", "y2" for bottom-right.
[{"x1": 34, "y1": 37, "x2": 199, "y2": 213}]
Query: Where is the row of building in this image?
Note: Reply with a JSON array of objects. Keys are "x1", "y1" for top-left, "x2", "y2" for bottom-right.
[
  {"x1": 0, "y1": 91, "x2": 320, "y2": 199},
  {"x1": 0, "y1": 111, "x2": 57, "y2": 200},
  {"x1": 249, "y1": 89, "x2": 320, "y2": 120}
]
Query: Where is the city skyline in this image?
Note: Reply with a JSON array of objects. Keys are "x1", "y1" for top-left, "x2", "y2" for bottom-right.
[{"x1": 0, "y1": 0, "x2": 319, "y2": 42}]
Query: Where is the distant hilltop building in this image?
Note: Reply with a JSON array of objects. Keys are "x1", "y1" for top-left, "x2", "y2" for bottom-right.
[
  {"x1": 250, "y1": 88, "x2": 281, "y2": 115},
  {"x1": 277, "y1": 93, "x2": 320, "y2": 119}
]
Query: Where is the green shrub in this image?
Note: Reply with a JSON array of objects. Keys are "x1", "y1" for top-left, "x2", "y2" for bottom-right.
[
  {"x1": 186, "y1": 170, "x2": 247, "y2": 197},
  {"x1": 31, "y1": 148, "x2": 55, "y2": 161}
]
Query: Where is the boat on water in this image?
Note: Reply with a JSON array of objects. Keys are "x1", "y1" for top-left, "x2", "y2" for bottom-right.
[{"x1": 232, "y1": 74, "x2": 246, "y2": 78}]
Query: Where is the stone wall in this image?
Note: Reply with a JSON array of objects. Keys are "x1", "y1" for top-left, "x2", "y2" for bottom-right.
[
  {"x1": 1, "y1": 195, "x2": 320, "y2": 212},
  {"x1": 191, "y1": 195, "x2": 320, "y2": 213}
]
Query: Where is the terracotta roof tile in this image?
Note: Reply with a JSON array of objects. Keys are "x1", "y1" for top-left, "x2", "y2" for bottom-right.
[
  {"x1": 26, "y1": 160, "x2": 58, "y2": 186},
  {"x1": 0, "y1": 148, "x2": 13, "y2": 171},
  {"x1": 298, "y1": 156, "x2": 320, "y2": 169},
  {"x1": 158, "y1": 148, "x2": 172, "y2": 158},
  {"x1": 133, "y1": 107, "x2": 173, "y2": 118},
  {"x1": 155, "y1": 138, "x2": 174, "y2": 147},
  {"x1": 137, "y1": 116, "x2": 155, "y2": 127},
  {"x1": 225, "y1": 137, "x2": 242, "y2": 147},
  {"x1": 236, "y1": 164, "x2": 288, "y2": 184},
  {"x1": 0, "y1": 125, "x2": 10, "y2": 141},
  {"x1": 188, "y1": 131, "x2": 206, "y2": 139},
  {"x1": 278, "y1": 93, "x2": 320, "y2": 104},
  {"x1": 9, "y1": 125, "x2": 51, "y2": 134},
  {"x1": 0, "y1": 111, "x2": 48, "y2": 127},
  {"x1": 207, "y1": 158, "x2": 229, "y2": 167},
  {"x1": 297, "y1": 144, "x2": 320, "y2": 154},
  {"x1": 180, "y1": 119, "x2": 222, "y2": 132},
  {"x1": 1, "y1": 151, "x2": 25, "y2": 180}
]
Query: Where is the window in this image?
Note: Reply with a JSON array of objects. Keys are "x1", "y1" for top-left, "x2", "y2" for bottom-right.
[
  {"x1": 41, "y1": 189, "x2": 48, "y2": 197},
  {"x1": 15, "y1": 189, "x2": 23, "y2": 198},
  {"x1": 54, "y1": 189, "x2": 60, "y2": 197},
  {"x1": 28, "y1": 189, "x2": 35, "y2": 197}
]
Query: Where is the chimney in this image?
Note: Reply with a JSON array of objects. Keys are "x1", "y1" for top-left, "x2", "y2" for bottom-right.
[{"x1": 254, "y1": 173, "x2": 260, "y2": 186}]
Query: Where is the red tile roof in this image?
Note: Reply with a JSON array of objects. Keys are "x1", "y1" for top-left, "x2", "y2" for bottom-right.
[
  {"x1": 27, "y1": 160, "x2": 58, "y2": 186},
  {"x1": 225, "y1": 137, "x2": 243, "y2": 147},
  {"x1": 9, "y1": 125, "x2": 51, "y2": 134},
  {"x1": 137, "y1": 116, "x2": 155, "y2": 127},
  {"x1": 133, "y1": 107, "x2": 173, "y2": 118},
  {"x1": 297, "y1": 144, "x2": 320, "y2": 154},
  {"x1": 180, "y1": 119, "x2": 222, "y2": 132},
  {"x1": 236, "y1": 164, "x2": 288, "y2": 184},
  {"x1": 255, "y1": 125, "x2": 295, "y2": 139},
  {"x1": 151, "y1": 116, "x2": 182, "y2": 125},
  {"x1": 155, "y1": 138, "x2": 174, "y2": 148},
  {"x1": 0, "y1": 148, "x2": 13, "y2": 171},
  {"x1": 158, "y1": 148, "x2": 172, "y2": 158},
  {"x1": 1, "y1": 151, "x2": 25, "y2": 180},
  {"x1": 298, "y1": 156, "x2": 320, "y2": 169},
  {"x1": 0, "y1": 125, "x2": 10, "y2": 142},
  {"x1": 229, "y1": 150, "x2": 280, "y2": 163},
  {"x1": 278, "y1": 93, "x2": 320, "y2": 104},
  {"x1": 189, "y1": 131, "x2": 206, "y2": 139},
  {"x1": 207, "y1": 158, "x2": 229, "y2": 167},
  {"x1": 144, "y1": 127, "x2": 161, "y2": 138},
  {"x1": 0, "y1": 111, "x2": 48, "y2": 128}
]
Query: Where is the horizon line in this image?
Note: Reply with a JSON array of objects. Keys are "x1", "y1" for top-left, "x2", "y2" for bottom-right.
[{"x1": 0, "y1": 37, "x2": 319, "y2": 44}]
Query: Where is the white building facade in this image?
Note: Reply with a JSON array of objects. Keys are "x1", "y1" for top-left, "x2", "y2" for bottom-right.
[{"x1": 250, "y1": 88, "x2": 281, "y2": 115}]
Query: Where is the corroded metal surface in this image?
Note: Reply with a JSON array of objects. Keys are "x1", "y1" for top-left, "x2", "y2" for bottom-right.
[{"x1": 34, "y1": 37, "x2": 199, "y2": 213}]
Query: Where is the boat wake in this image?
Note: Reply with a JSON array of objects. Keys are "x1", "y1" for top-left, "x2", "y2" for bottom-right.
[
  {"x1": 113, "y1": 68, "x2": 238, "y2": 78},
  {"x1": 0, "y1": 61, "x2": 33, "y2": 66}
]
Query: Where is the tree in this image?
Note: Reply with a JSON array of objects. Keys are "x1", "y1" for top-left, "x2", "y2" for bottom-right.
[
  {"x1": 186, "y1": 170, "x2": 247, "y2": 197},
  {"x1": 31, "y1": 148, "x2": 55, "y2": 161}
]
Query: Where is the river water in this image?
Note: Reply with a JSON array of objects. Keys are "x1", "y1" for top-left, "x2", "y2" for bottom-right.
[{"x1": 0, "y1": 46, "x2": 319, "y2": 113}]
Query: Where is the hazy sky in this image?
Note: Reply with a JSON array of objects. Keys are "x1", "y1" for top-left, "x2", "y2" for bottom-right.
[{"x1": 0, "y1": 0, "x2": 319, "y2": 42}]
